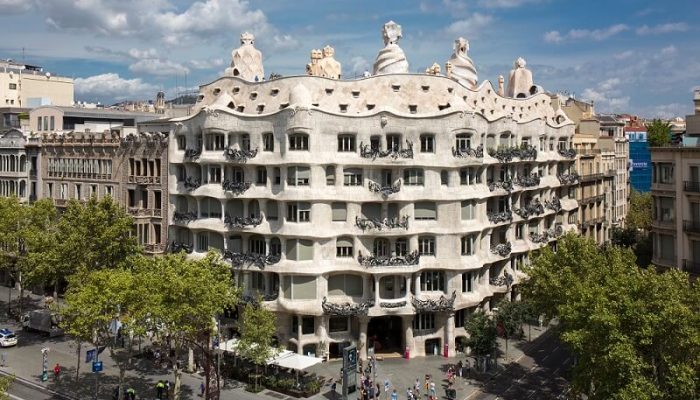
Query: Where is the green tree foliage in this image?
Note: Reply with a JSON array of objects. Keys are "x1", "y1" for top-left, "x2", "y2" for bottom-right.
[
  {"x1": 646, "y1": 119, "x2": 672, "y2": 147},
  {"x1": 135, "y1": 252, "x2": 239, "y2": 400},
  {"x1": 0, "y1": 374, "x2": 14, "y2": 399},
  {"x1": 494, "y1": 300, "x2": 526, "y2": 361},
  {"x1": 522, "y1": 233, "x2": 700, "y2": 400},
  {"x1": 238, "y1": 298, "x2": 278, "y2": 391},
  {"x1": 465, "y1": 311, "x2": 497, "y2": 360},
  {"x1": 626, "y1": 190, "x2": 652, "y2": 232}
]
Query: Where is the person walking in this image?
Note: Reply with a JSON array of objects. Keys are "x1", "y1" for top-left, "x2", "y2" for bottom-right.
[
  {"x1": 428, "y1": 381, "x2": 436, "y2": 400},
  {"x1": 413, "y1": 378, "x2": 420, "y2": 398},
  {"x1": 406, "y1": 387, "x2": 413, "y2": 400},
  {"x1": 390, "y1": 389, "x2": 398, "y2": 400},
  {"x1": 53, "y1": 363, "x2": 61, "y2": 382},
  {"x1": 331, "y1": 380, "x2": 337, "y2": 400},
  {"x1": 126, "y1": 387, "x2": 136, "y2": 400},
  {"x1": 156, "y1": 380, "x2": 165, "y2": 399},
  {"x1": 164, "y1": 380, "x2": 171, "y2": 399},
  {"x1": 457, "y1": 360, "x2": 463, "y2": 378},
  {"x1": 199, "y1": 381, "x2": 205, "y2": 397}
]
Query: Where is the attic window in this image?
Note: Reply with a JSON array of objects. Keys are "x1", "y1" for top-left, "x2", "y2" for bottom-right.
[
  {"x1": 257, "y1": 104, "x2": 265, "y2": 113},
  {"x1": 270, "y1": 88, "x2": 280, "y2": 96},
  {"x1": 279, "y1": 102, "x2": 289, "y2": 109},
  {"x1": 325, "y1": 88, "x2": 334, "y2": 95},
  {"x1": 421, "y1": 85, "x2": 430, "y2": 92},
  {"x1": 197, "y1": 95, "x2": 204, "y2": 102},
  {"x1": 213, "y1": 88, "x2": 221, "y2": 95},
  {"x1": 352, "y1": 90, "x2": 360, "y2": 98},
  {"x1": 232, "y1": 87, "x2": 240, "y2": 94},
  {"x1": 227, "y1": 101, "x2": 235, "y2": 109},
  {"x1": 487, "y1": 89, "x2": 492, "y2": 94},
  {"x1": 237, "y1": 106, "x2": 245, "y2": 112},
  {"x1": 519, "y1": 114, "x2": 523, "y2": 119},
  {"x1": 447, "y1": 87, "x2": 454, "y2": 93},
  {"x1": 438, "y1": 103, "x2": 450, "y2": 111},
  {"x1": 366, "y1": 104, "x2": 375, "y2": 111},
  {"x1": 480, "y1": 109, "x2": 485, "y2": 114},
  {"x1": 408, "y1": 105, "x2": 417, "y2": 114},
  {"x1": 250, "y1": 92, "x2": 258, "y2": 100},
  {"x1": 312, "y1": 103, "x2": 319, "y2": 107},
  {"x1": 339, "y1": 104, "x2": 348, "y2": 113},
  {"x1": 391, "y1": 84, "x2": 401, "y2": 92},
  {"x1": 481, "y1": 97, "x2": 485, "y2": 103}
]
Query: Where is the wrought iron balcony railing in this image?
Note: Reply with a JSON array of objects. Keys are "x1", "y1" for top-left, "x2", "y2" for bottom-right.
[
  {"x1": 580, "y1": 172, "x2": 603, "y2": 182},
  {"x1": 223, "y1": 250, "x2": 280, "y2": 269},
  {"x1": 322, "y1": 297, "x2": 375, "y2": 316},
  {"x1": 580, "y1": 194, "x2": 606, "y2": 205},
  {"x1": 490, "y1": 242, "x2": 512, "y2": 257},
  {"x1": 173, "y1": 211, "x2": 197, "y2": 224},
  {"x1": 530, "y1": 231, "x2": 551, "y2": 244},
  {"x1": 359, "y1": 141, "x2": 414, "y2": 160},
  {"x1": 222, "y1": 180, "x2": 251, "y2": 195},
  {"x1": 224, "y1": 147, "x2": 258, "y2": 162},
  {"x1": 143, "y1": 243, "x2": 166, "y2": 253},
  {"x1": 514, "y1": 174, "x2": 541, "y2": 188},
  {"x1": 411, "y1": 291, "x2": 456, "y2": 312},
  {"x1": 240, "y1": 292, "x2": 279, "y2": 305},
  {"x1": 557, "y1": 173, "x2": 580, "y2": 185},
  {"x1": 368, "y1": 180, "x2": 401, "y2": 197},
  {"x1": 451, "y1": 144, "x2": 484, "y2": 159},
  {"x1": 545, "y1": 196, "x2": 561, "y2": 212},
  {"x1": 184, "y1": 148, "x2": 201, "y2": 160},
  {"x1": 183, "y1": 176, "x2": 201, "y2": 191},
  {"x1": 557, "y1": 148, "x2": 577, "y2": 158},
  {"x1": 489, "y1": 272, "x2": 513, "y2": 287},
  {"x1": 355, "y1": 215, "x2": 409, "y2": 231},
  {"x1": 225, "y1": 215, "x2": 263, "y2": 228},
  {"x1": 513, "y1": 199, "x2": 544, "y2": 219},
  {"x1": 487, "y1": 144, "x2": 537, "y2": 163},
  {"x1": 684, "y1": 181, "x2": 700, "y2": 193},
  {"x1": 168, "y1": 241, "x2": 193, "y2": 254},
  {"x1": 487, "y1": 210, "x2": 513, "y2": 224},
  {"x1": 488, "y1": 179, "x2": 513, "y2": 192},
  {"x1": 357, "y1": 250, "x2": 420, "y2": 267}
]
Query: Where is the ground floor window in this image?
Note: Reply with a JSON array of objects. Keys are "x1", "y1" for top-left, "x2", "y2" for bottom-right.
[
  {"x1": 329, "y1": 316, "x2": 349, "y2": 333},
  {"x1": 413, "y1": 313, "x2": 435, "y2": 332}
]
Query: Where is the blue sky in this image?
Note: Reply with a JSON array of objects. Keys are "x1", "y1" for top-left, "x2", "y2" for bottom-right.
[{"x1": 1, "y1": 0, "x2": 698, "y2": 118}]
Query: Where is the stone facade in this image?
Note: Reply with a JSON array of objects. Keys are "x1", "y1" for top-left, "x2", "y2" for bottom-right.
[
  {"x1": 168, "y1": 23, "x2": 577, "y2": 359},
  {"x1": 0, "y1": 129, "x2": 29, "y2": 201}
]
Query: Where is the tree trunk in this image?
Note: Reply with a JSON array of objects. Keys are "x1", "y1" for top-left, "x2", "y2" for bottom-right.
[
  {"x1": 118, "y1": 366, "x2": 126, "y2": 400},
  {"x1": 505, "y1": 337, "x2": 509, "y2": 362},
  {"x1": 18, "y1": 278, "x2": 23, "y2": 318},
  {"x1": 53, "y1": 280, "x2": 58, "y2": 301},
  {"x1": 75, "y1": 341, "x2": 81, "y2": 382},
  {"x1": 173, "y1": 346, "x2": 182, "y2": 400}
]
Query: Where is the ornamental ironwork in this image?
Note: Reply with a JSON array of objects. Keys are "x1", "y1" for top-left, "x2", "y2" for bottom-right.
[
  {"x1": 513, "y1": 199, "x2": 544, "y2": 219},
  {"x1": 514, "y1": 174, "x2": 540, "y2": 188},
  {"x1": 530, "y1": 231, "x2": 551, "y2": 244},
  {"x1": 240, "y1": 292, "x2": 279, "y2": 305},
  {"x1": 322, "y1": 297, "x2": 375, "y2": 316},
  {"x1": 173, "y1": 211, "x2": 197, "y2": 224},
  {"x1": 487, "y1": 210, "x2": 513, "y2": 224},
  {"x1": 224, "y1": 147, "x2": 258, "y2": 162},
  {"x1": 488, "y1": 179, "x2": 513, "y2": 192},
  {"x1": 184, "y1": 148, "x2": 201, "y2": 160},
  {"x1": 357, "y1": 250, "x2": 420, "y2": 267},
  {"x1": 359, "y1": 140, "x2": 414, "y2": 160},
  {"x1": 184, "y1": 176, "x2": 201, "y2": 191},
  {"x1": 222, "y1": 180, "x2": 251, "y2": 195},
  {"x1": 558, "y1": 148, "x2": 577, "y2": 158},
  {"x1": 489, "y1": 272, "x2": 513, "y2": 287},
  {"x1": 554, "y1": 224, "x2": 564, "y2": 236},
  {"x1": 411, "y1": 291, "x2": 456, "y2": 312},
  {"x1": 223, "y1": 250, "x2": 280, "y2": 269},
  {"x1": 490, "y1": 242, "x2": 512, "y2": 257},
  {"x1": 380, "y1": 301, "x2": 407, "y2": 308},
  {"x1": 168, "y1": 241, "x2": 193, "y2": 254},
  {"x1": 487, "y1": 145, "x2": 537, "y2": 163},
  {"x1": 224, "y1": 215, "x2": 263, "y2": 228},
  {"x1": 355, "y1": 216, "x2": 409, "y2": 231},
  {"x1": 368, "y1": 180, "x2": 401, "y2": 197},
  {"x1": 451, "y1": 144, "x2": 484, "y2": 159},
  {"x1": 545, "y1": 196, "x2": 561, "y2": 212},
  {"x1": 557, "y1": 173, "x2": 580, "y2": 185}
]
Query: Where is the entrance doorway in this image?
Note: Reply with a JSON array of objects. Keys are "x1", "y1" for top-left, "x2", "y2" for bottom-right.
[
  {"x1": 367, "y1": 316, "x2": 403, "y2": 354},
  {"x1": 425, "y1": 338, "x2": 441, "y2": 356}
]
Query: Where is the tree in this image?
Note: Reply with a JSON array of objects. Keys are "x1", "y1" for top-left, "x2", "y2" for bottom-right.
[
  {"x1": 136, "y1": 252, "x2": 239, "y2": 400},
  {"x1": 522, "y1": 233, "x2": 700, "y2": 399},
  {"x1": 238, "y1": 297, "x2": 278, "y2": 392},
  {"x1": 0, "y1": 197, "x2": 24, "y2": 314},
  {"x1": 626, "y1": 190, "x2": 652, "y2": 232},
  {"x1": 0, "y1": 374, "x2": 14, "y2": 399},
  {"x1": 465, "y1": 311, "x2": 497, "y2": 372},
  {"x1": 646, "y1": 119, "x2": 672, "y2": 147},
  {"x1": 494, "y1": 300, "x2": 525, "y2": 361},
  {"x1": 60, "y1": 268, "x2": 151, "y2": 400}
]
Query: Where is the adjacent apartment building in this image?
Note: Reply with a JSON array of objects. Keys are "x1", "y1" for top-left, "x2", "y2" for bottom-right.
[
  {"x1": 166, "y1": 24, "x2": 578, "y2": 359},
  {"x1": 650, "y1": 89, "x2": 700, "y2": 275}
]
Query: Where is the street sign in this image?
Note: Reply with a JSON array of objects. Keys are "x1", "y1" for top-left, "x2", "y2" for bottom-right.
[
  {"x1": 342, "y1": 345, "x2": 357, "y2": 400},
  {"x1": 92, "y1": 361, "x2": 103, "y2": 373},
  {"x1": 86, "y1": 349, "x2": 96, "y2": 363}
]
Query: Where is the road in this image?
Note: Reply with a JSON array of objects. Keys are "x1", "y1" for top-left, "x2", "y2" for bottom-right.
[
  {"x1": 6, "y1": 379, "x2": 63, "y2": 400},
  {"x1": 466, "y1": 331, "x2": 572, "y2": 400}
]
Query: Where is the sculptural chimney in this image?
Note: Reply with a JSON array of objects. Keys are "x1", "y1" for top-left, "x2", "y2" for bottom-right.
[
  {"x1": 225, "y1": 32, "x2": 265, "y2": 82},
  {"x1": 373, "y1": 21, "x2": 409, "y2": 75}
]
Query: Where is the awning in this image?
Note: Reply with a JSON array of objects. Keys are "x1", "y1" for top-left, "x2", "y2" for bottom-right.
[{"x1": 217, "y1": 339, "x2": 322, "y2": 371}]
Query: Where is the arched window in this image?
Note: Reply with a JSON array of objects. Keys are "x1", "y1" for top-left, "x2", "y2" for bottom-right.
[
  {"x1": 248, "y1": 200, "x2": 260, "y2": 218},
  {"x1": 249, "y1": 235, "x2": 266, "y2": 255},
  {"x1": 200, "y1": 197, "x2": 221, "y2": 218},
  {"x1": 373, "y1": 238, "x2": 389, "y2": 257}
]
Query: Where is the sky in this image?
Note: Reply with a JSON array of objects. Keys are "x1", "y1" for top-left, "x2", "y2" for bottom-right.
[{"x1": 1, "y1": 0, "x2": 698, "y2": 118}]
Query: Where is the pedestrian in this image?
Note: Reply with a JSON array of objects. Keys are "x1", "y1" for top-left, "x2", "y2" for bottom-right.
[
  {"x1": 413, "y1": 378, "x2": 420, "y2": 398},
  {"x1": 156, "y1": 379, "x2": 165, "y2": 399},
  {"x1": 331, "y1": 380, "x2": 337, "y2": 400},
  {"x1": 390, "y1": 389, "x2": 398, "y2": 400},
  {"x1": 457, "y1": 360, "x2": 463, "y2": 378},
  {"x1": 376, "y1": 382, "x2": 381, "y2": 400},
  {"x1": 112, "y1": 386, "x2": 119, "y2": 400},
  {"x1": 126, "y1": 387, "x2": 136, "y2": 400},
  {"x1": 429, "y1": 381, "x2": 436, "y2": 400},
  {"x1": 53, "y1": 363, "x2": 61, "y2": 382},
  {"x1": 165, "y1": 380, "x2": 171, "y2": 399},
  {"x1": 406, "y1": 387, "x2": 413, "y2": 400},
  {"x1": 199, "y1": 381, "x2": 205, "y2": 397},
  {"x1": 368, "y1": 382, "x2": 375, "y2": 400}
]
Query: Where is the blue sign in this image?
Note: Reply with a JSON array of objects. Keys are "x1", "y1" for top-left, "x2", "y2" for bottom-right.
[
  {"x1": 92, "y1": 361, "x2": 103, "y2": 373},
  {"x1": 86, "y1": 349, "x2": 96, "y2": 363}
]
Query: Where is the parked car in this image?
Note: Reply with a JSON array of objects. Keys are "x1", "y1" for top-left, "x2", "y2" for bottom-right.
[{"x1": 0, "y1": 329, "x2": 17, "y2": 347}]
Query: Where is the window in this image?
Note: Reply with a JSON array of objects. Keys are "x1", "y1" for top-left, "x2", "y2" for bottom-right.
[
  {"x1": 302, "y1": 317, "x2": 315, "y2": 334},
  {"x1": 336, "y1": 237, "x2": 354, "y2": 257},
  {"x1": 256, "y1": 167, "x2": 267, "y2": 185},
  {"x1": 205, "y1": 134, "x2": 225, "y2": 151},
  {"x1": 75, "y1": 184, "x2": 82, "y2": 200},
  {"x1": 197, "y1": 233, "x2": 209, "y2": 252},
  {"x1": 658, "y1": 197, "x2": 674, "y2": 222},
  {"x1": 8, "y1": 83, "x2": 17, "y2": 90},
  {"x1": 285, "y1": 239, "x2": 314, "y2": 261},
  {"x1": 326, "y1": 166, "x2": 336, "y2": 185},
  {"x1": 241, "y1": 134, "x2": 250, "y2": 151},
  {"x1": 289, "y1": 133, "x2": 309, "y2": 150},
  {"x1": 287, "y1": 202, "x2": 311, "y2": 222},
  {"x1": 208, "y1": 165, "x2": 222, "y2": 183},
  {"x1": 403, "y1": 169, "x2": 424, "y2": 186},
  {"x1": 273, "y1": 167, "x2": 281, "y2": 185},
  {"x1": 37, "y1": 117, "x2": 42, "y2": 131},
  {"x1": 440, "y1": 170, "x2": 448, "y2": 186},
  {"x1": 46, "y1": 183, "x2": 53, "y2": 198},
  {"x1": 328, "y1": 274, "x2": 363, "y2": 297},
  {"x1": 282, "y1": 275, "x2": 317, "y2": 299},
  {"x1": 418, "y1": 236, "x2": 436, "y2": 256},
  {"x1": 455, "y1": 309, "x2": 469, "y2": 328},
  {"x1": 462, "y1": 272, "x2": 473, "y2": 292},
  {"x1": 176, "y1": 136, "x2": 186, "y2": 150},
  {"x1": 413, "y1": 313, "x2": 435, "y2": 331},
  {"x1": 337, "y1": 134, "x2": 356, "y2": 152},
  {"x1": 266, "y1": 201, "x2": 278, "y2": 220},
  {"x1": 414, "y1": 202, "x2": 437, "y2": 220},
  {"x1": 343, "y1": 168, "x2": 363, "y2": 186},
  {"x1": 461, "y1": 200, "x2": 475, "y2": 220},
  {"x1": 331, "y1": 202, "x2": 347, "y2": 221},
  {"x1": 395, "y1": 238, "x2": 408, "y2": 256},
  {"x1": 387, "y1": 134, "x2": 401, "y2": 151},
  {"x1": 461, "y1": 235, "x2": 476, "y2": 255},
  {"x1": 49, "y1": 116, "x2": 55, "y2": 131},
  {"x1": 373, "y1": 238, "x2": 389, "y2": 257},
  {"x1": 460, "y1": 167, "x2": 480, "y2": 185},
  {"x1": 515, "y1": 223, "x2": 524, "y2": 240},
  {"x1": 249, "y1": 236, "x2": 266, "y2": 255},
  {"x1": 263, "y1": 132, "x2": 274, "y2": 152},
  {"x1": 60, "y1": 183, "x2": 67, "y2": 199},
  {"x1": 420, "y1": 270, "x2": 444, "y2": 291},
  {"x1": 370, "y1": 136, "x2": 381, "y2": 151},
  {"x1": 420, "y1": 134, "x2": 435, "y2": 153},
  {"x1": 105, "y1": 186, "x2": 113, "y2": 197},
  {"x1": 455, "y1": 133, "x2": 471, "y2": 150},
  {"x1": 329, "y1": 317, "x2": 349, "y2": 333},
  {"x1": 287, "y1": 166, "x2": 310, "y2": 186},
  {"x1": 658, "y1": 163, "x2": 674, "y2": 184}
]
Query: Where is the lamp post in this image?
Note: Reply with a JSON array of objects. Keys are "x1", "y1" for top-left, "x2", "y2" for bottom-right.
[{"x1": 41, "y1": 347, "x2": 49, "y2": 382}]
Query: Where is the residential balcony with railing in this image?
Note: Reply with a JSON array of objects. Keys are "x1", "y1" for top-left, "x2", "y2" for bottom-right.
[
  {"x1": 359, "y1": 141, "x2": 414, "y2": 160},
  {"x1": 487, "y1": 144, "x2": 537, "y2": 163},
  {"x1": 128, "y1": 175, "x2": 162, "y2": 185},
  {"x1": 490, "y1": 242, "x2": 512, "y2": 257},
  {"x1": 127, "y1": 207, "x2": 163, "y2": 218},
  {"x1": 579, "y1": 193, "x2": 606, "y2": 205},
  {"x1": 223, "y1": 147, "x2": 258, "y2": 163},
  {"x1": 357, "y1": 250, "x2": 420, "y2": 267},
  {"x1": 557, "y1": 172, "x2": 580, "y2": 186},
  {"x1": 651, "y1": 217, "x2": 675, "y2": 230},
  {"x1": 684, "y1": 181, "x2": 700, "y2": 193},
  {"x1": 513, "y1": 199, "x2": 544, "y2": 219},
  {"x1": 557, "y1": 148, "x2": 577, "y2": 159},
  {"x1": 487, "y1": 209, "x2": 513, "y2": 224},
  {"x1": 183, "y1": 148, "x2": 202, "y2": 161},
  {"x1": 452, "y1": 144, "x2": 484, "y2": 159},
  {"x1": 144, "y1": 243, "x2": 166, "y2": 253},
  {"x1": 368, "y1": 180, "x2": 401, "y2": 197},
  {"x1": 579, "y1": 172, "x2": 603, "y2": 182},
  {"x1": 355, "y1": 215, "x2": 410, "y2": 231},
  {"x1": 683, "y1": 220, "x2": 700, "y2": 234},
  {"x1": 221, "y1": 180, "x2": 252, "y2": 195}
]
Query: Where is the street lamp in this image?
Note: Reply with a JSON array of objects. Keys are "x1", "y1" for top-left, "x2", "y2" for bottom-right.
[{"x1": 41, "y1": 347, "x2": 50, "y2": 381}]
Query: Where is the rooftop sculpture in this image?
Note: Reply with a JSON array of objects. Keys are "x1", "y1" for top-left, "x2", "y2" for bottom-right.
[
  {"x1": 506, "y1": 57, "x2": 540, "y2": 98},
  {"x1": 307, "y1": 45, "x2": 341, "y2": 79},
  {"x1": 446, "y1": 37, "x2": 478, "y2": 89},
  {"x1": 373, "y1": 21, "x2": 409, "y2": 75},
  {"x1": 224, "y1": 32, "x2": 264, "y2": 82}
]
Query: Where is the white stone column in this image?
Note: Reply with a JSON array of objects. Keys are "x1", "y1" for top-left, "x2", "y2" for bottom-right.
[
  {"x1": 445, "y1": 312, "x2": 456, "y2": 357},
  {"x1": 414, "y1": 273, "x2": 421, "y2": 297},
  {"x1": 402, "y1": 315, "x2": 415, "y2": 358},
  {"x1": 296, "y1": 315, "x2": 304, "y2": 355},
  {"x1": 405, "y1": 275, "x2": 412, "y2": 299},
  {"x1": 358, "y1": 316, "x2": 369, "y2": 361},
  {"x1": 374, "y1": 275, "x2": 380, "y2": 304}
]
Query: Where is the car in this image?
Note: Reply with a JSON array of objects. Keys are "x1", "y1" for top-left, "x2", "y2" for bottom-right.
[{"x1": 0, "y1": 329, "x2": 17, "y2": 348}]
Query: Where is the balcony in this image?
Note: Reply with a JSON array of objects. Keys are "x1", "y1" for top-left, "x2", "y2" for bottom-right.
[
  {"x1": 173, "y1": 211, "x2": 197, "y2": 224},
  {"x1": 557, "y1": 173, "x2": 580, "y2": 186},
  {"x1": 604, "y1": 169, "x2": 616, "y2": 177},
  {"x1": 357, "y1": 250, "x2": 420, "y2": 267},
  {"x1": 488, "y1": 179, "x2": 513, "y2": 192},
  {"x1": 651, "y1": 218, "x2": 675, "y2": 230},
  {"x1": 128, "y1": 175, "x2": 162, "y2": 185},
  {"x1": 544, "y1": 196, "x2": 561, "y2": 212},
  {"x1": 557, "y1": 148, "x2": 577, "y2": 159},
  {"x1": 183, "y1": 176, "x2": 201, "y2": 191},
  {"x1": 183, "y1": 148, "x2": 201, "y2": 161},
  {"x1": 368, "y1": 180, "x2": 401, "y2": 197},
  {"x1": 489, "y1": 272, "x2": 514, "y2": 287},
  {"x1": 224, "y1": 215, "x2": 263, "y2": 228},
  {"x1": 579, "y1": 194, "x2": 606, "y2": 205},
  {"x1": 451, "y1": 145, "x2": 484, "y2": 159},
  {"x1": 577, "y1": 148, "x2": 601, "y2": 158},
  {"x1": 683, "y1": 220, "x2": 700, "y2": 234},
  {"x1": 487, "y1": 210, "x2": 513, "y2": 224},
  {"x1": 490, "y1": 242, "x2": 512, "y2": 257},
  {"x1": 322, "y1": 297, "x2": 375, "y2": 316},
  {"x1": 513, "y1": 174, "x2": 541, "y2": 188},
  {"x1": 221, "y1": 180, "x2": 251, "y2": 195},
  {"x1": 223, "y1": 250, "x2": 280, "y2": 268},
  {"x1": 411, "y1": 291, "x2": 456, "y2": 312},
  {"x1": 684, "y1": 181, "x2": 700, "y2": 193},
  {"x1": 579, "y1": 173, "x2": 603, "y2": 182},
  {"x1": 487, "y1": 144, "x2": 537, "y2": 163},
  {"x1": 168, "y1": 241, "x2": 193, "y2": 254},
  {"x1": 355, "y1": 215, "x2": 409, "y2": 231},
  {"x1": 143, "y1": 243, "x2": 166, "y2": 254},
  {"x1": 224, "y1": 147, "x2": 258, "y2": 163},
  {"x1": 585, "y1": 216, "x2": 606, "y2": 226},
  {"x1": 127, "y1": 207, "x2": 162, "y2": 218},
  {"x1": 359, "y1": 141, "x2": 414, "y2": 160},
  {"x1": 682, "y1": 259, "x2": 700, "y2": 275},
  {"x1": 513, "y1": 199, "x2": 544, "y2": 219}
]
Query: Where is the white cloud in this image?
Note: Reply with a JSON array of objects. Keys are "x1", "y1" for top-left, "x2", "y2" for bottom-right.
[
  {"x1": 0, "y1": 0, "x2": 32, "y2": 14},
  {"x1": 581, "y1": 78, "x2": 630, "y2": 112},
  {"x1": 128, "y1": 48, "x2": 159, "y2": 60},
  {"x1": 74, "y1": 73, "x2": 158, "y2": 101},
  {"x1": 349, "y1": 56, "x2": 370, "y2": 76},
  {"x1": 614, "y1": 50, "x2": 634, "y2": 60},
  {"x1": 544, "y1": 24, "x2": 629, "y2": 43},
  {"x1": 478, "y1": 0, "x2": 542, "y2": 8},
  {"x1": 636, "y1": 22, "x2": 688, "y2": 35},
  {"x1": 271, "y1": 34, "x2": 301, "y2": 51},
  {"x1": 129, "y1": 59, "x2": 190, "y2": 76},
  {"x1": 639, "y1": 103, "x2": 687, "y2": 119},
  {"x1": 445, "y1": 13, "x2": 494, "y2": 38},
  {"x1": 188, "y1": 58, "x2": 226, "y2": 70},
  {"x1": 660, "y1": 45, "x2": 677, "y2": 57}
]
